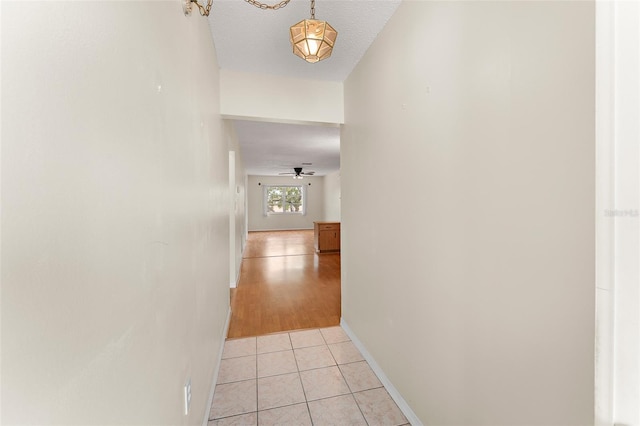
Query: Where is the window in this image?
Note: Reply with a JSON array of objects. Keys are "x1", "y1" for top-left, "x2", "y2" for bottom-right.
[{"x1": 264, "y1": 185, "x2": 305, "y2": 215}]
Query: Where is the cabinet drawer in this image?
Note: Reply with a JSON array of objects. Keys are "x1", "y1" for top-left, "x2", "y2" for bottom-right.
[{"x1": 319, "y1": 224, "x2": 340, "y2": 231}]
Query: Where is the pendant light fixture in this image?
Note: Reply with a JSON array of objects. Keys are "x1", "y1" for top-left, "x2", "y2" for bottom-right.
[
  {"x1": 289, "y1": 0, "x2": 338, "y2": 63},
  {"x1": 184, "y1": 0, "x2": 337, "y2": 63}
]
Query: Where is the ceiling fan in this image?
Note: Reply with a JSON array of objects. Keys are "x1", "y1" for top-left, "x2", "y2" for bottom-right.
[{"x1": 279, "y1": 167, "x2": 315, "y2": 179}]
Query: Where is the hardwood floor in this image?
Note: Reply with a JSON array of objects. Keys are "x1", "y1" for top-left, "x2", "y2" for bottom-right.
[{"x1": 227, "y1": 230, "x2": 341, "y2": 338}]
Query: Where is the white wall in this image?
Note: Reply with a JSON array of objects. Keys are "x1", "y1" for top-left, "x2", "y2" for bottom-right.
[
  {"x1": 247, "y1": 175, "x2": 324, "y2": 231},
  {"x1": 341, "y1": 2, "x2": 595, "y2": 424},
  {"x1": 595, "y1": 2, "x2": 640, "y2": 423},
  {"x1": 1, "y1": 2, "x2": 229, "y2": 425},
  {"x1": 594, "y1": 2, "x2": 616, "y2": 421},
  {"x1": 226, "y1": 122, "x2": 247, "y2": 287},
  {"x1": 323, "y1": 170, "x2": 341, "y2": 221},
  {"x1": 220, "y1": 69, "x2": 344, "y2": 125},
  {"x1": 612, "y1": 0, "x2": 640, "y2": 414}
]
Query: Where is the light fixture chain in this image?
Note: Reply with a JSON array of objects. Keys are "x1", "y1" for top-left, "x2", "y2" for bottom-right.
[
  {"x1": 310, "y1": 0, "x2": 315, "y2": 18},
  {"x1": 244, "y1": 0, "x2": 292, "y2": 10},
  {"x1": 190, "y1": 0, "x2": 213, "y2": 16}
]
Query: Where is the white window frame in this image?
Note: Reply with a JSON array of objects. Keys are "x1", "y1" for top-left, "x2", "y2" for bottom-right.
[{"x1": 263, "y1": 184, "x2": 306, "y2": 216}]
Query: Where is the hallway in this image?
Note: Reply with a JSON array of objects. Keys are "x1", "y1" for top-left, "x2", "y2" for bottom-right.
[
  {"x1": 211, "y1": 231, "x2": 409, "y2": 424},
  {"x1": 208, "y1": 327, "x2": 409, "y2": 425},
  {"x1": 228, "y1": 230, "x2": 341, "y2": 338},
  {"x1": 3, "y1": 1, "x2": 614, "y2": 424}
]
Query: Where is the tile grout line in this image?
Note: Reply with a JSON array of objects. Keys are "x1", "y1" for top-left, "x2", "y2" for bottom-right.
[
  {"x1": 212, "y1": 327, "x2": 400, "y2": 425},
  {"x1": 296, "y1": 359, "x2": 312, "y2": 424},
  {"x1": 287, "y1": 331, "x2": 316, "y2": 425},
  {"x1": 324, "y1": 332, "x2": 371, "y2": 426}
]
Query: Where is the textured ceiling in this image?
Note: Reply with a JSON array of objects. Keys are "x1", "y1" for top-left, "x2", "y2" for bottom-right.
[
  {"x1": 234, "y1": 120, "x2": 341, "y2": 176},
  {"x1": 208, "y1": 0, "x2": 401, "y2": 81},
  {"x1": 208, "y1": 0, "x2": 401, "y2": 175}
]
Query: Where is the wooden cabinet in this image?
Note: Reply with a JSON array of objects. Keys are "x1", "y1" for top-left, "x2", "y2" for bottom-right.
[{"x1": 314, "y1": 222, "x2": 340, "y2": 253}]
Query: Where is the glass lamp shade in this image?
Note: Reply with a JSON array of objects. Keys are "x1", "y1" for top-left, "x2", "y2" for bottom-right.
[{"x1": 289, "y1": 19, "x2": 337, "y2": 63}]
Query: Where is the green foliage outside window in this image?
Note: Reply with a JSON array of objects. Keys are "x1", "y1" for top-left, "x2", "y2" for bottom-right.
[{"x1": 266, "y1": 186, "x2": 304, "y2": 214}]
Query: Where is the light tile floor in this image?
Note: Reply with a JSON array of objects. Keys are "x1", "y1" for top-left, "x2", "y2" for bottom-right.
[{"x1": 209, "y1": 326, "x2": 410, "y2": 426}]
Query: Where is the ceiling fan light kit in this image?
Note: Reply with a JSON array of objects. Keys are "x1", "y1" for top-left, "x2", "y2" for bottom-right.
[
  {"x1": 184, "y1": 0, "x2": 337, "y2": 63},
  {"x1": 279, "y1": 167, "x2": 315, "y2": 179}
]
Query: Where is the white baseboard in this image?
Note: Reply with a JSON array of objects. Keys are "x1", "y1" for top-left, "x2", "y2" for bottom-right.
[
  {"x1": 230, "y1": 270, "x2": 241, "y2": 288},
  {"x1": 340, "y1": 319, "x2": 423, "y2": 426},
  {"x1": 230, "y1": 247, "x2": 246, "y2": 288},
  {"x1": 248, "y1": 227, "x2": 313, "y2": 232},
  {"x1": 202, "y1": 307, "x2": 232, "y2": 426}
]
